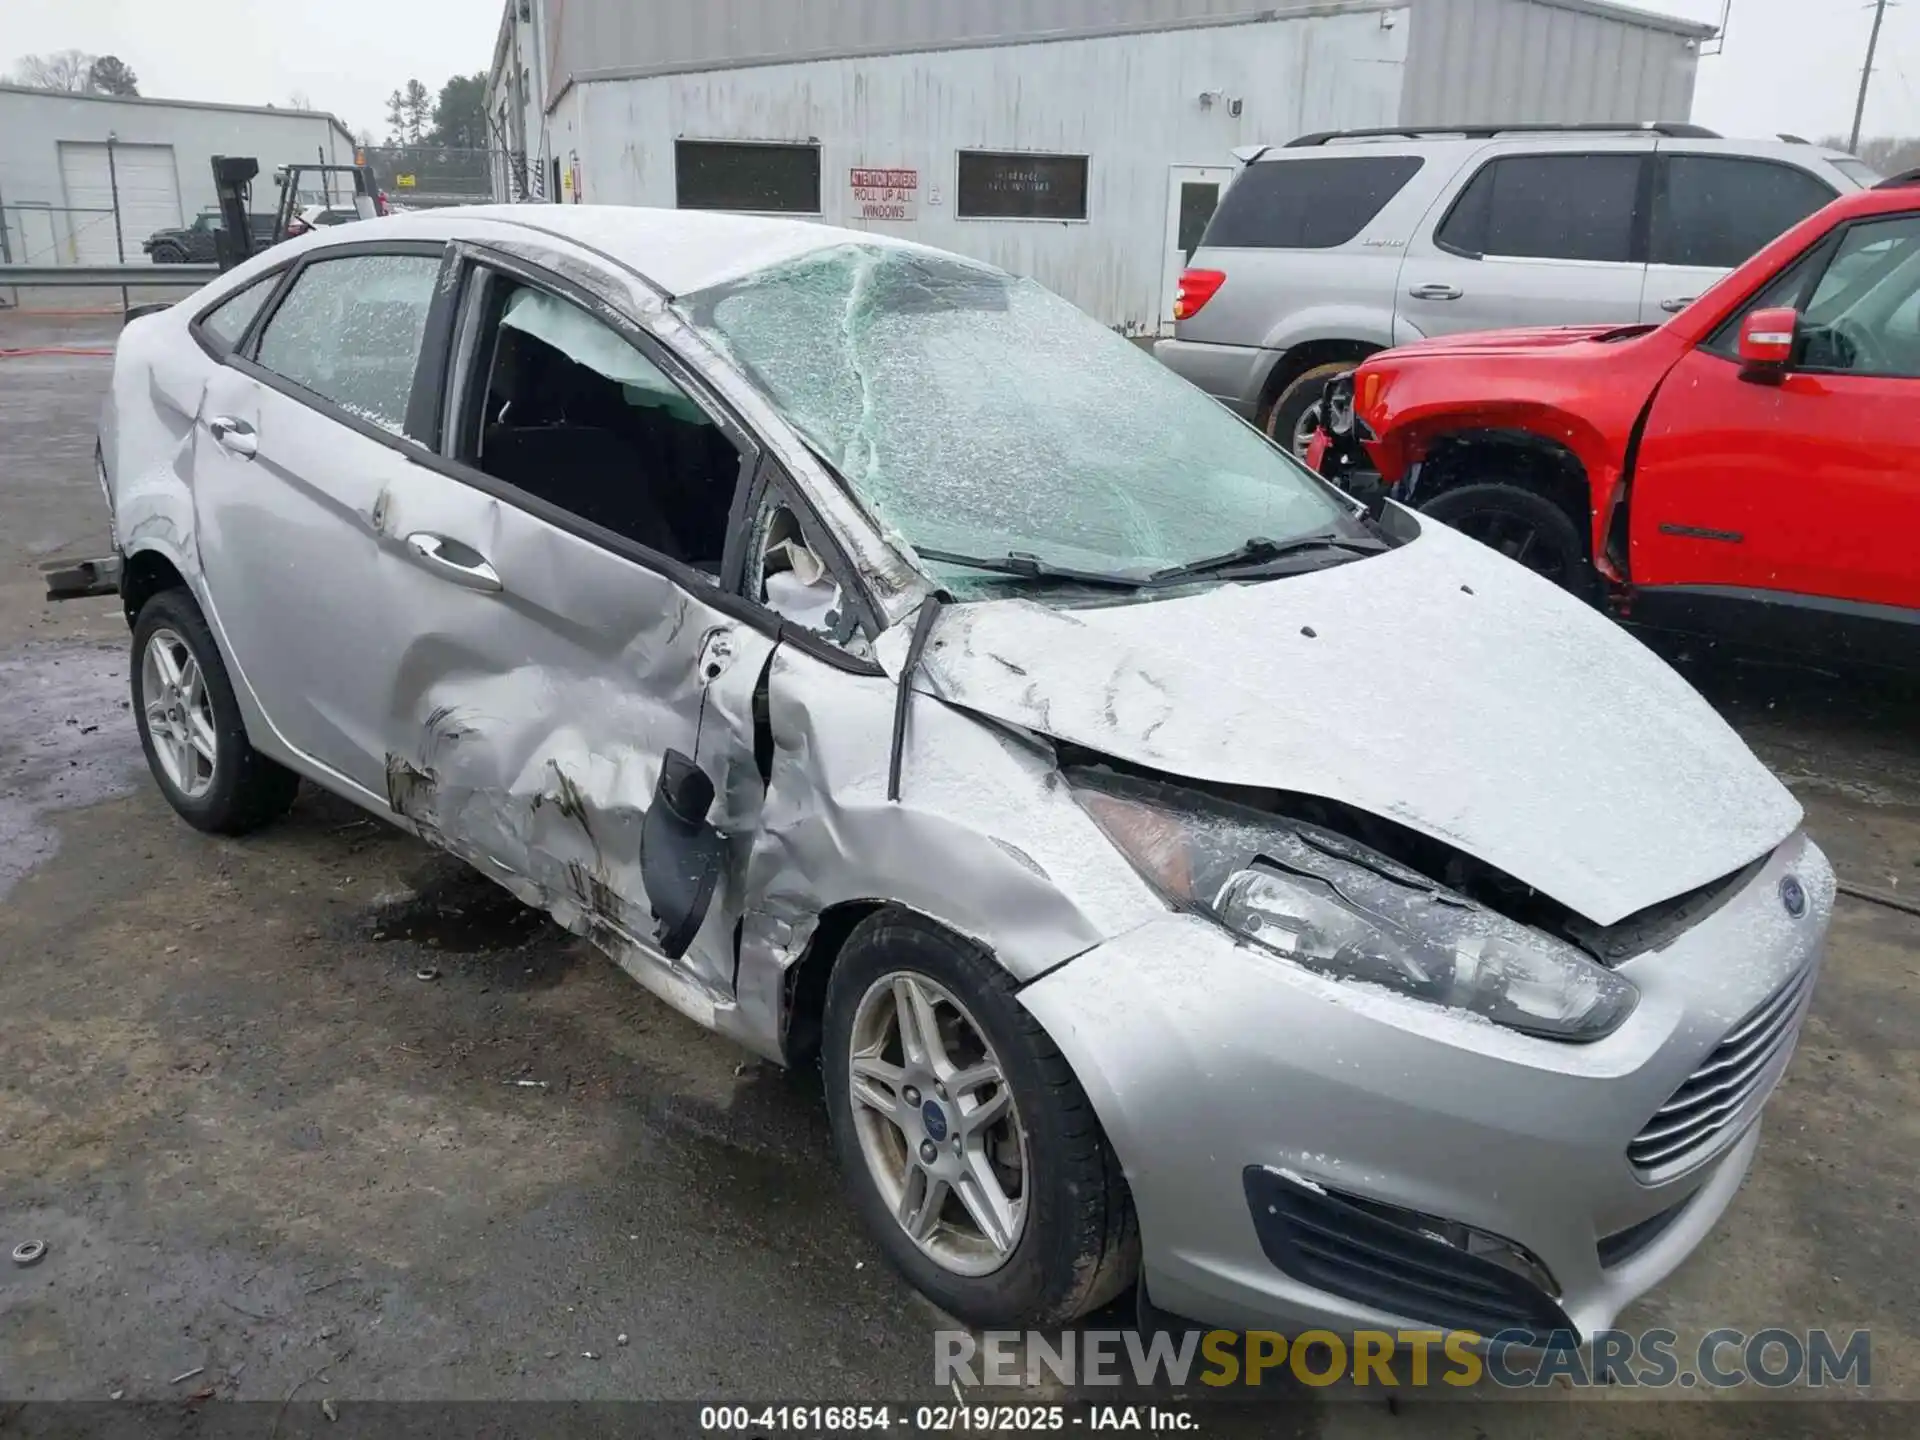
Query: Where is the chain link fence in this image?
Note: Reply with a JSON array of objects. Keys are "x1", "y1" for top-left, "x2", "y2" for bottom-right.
[{"x1": 357, "y1": 146, "x2": 502, "y2": 208}]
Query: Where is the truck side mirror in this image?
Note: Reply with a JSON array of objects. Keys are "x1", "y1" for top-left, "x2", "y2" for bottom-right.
[
  {"x1": 639, "y1": 749, "x2": 725, "y2": 960},
  {"x1": 1738, "y1": 307, "x2": 1799, "y2": 382}
]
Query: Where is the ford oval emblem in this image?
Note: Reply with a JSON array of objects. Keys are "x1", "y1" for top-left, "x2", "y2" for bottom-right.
[
  {"x1": 921, "y1": 1100, "x2": 949, "y2": 1142},
  {"x1": 1780, "y1": 876, "x2": 1807, "y2": 918}
]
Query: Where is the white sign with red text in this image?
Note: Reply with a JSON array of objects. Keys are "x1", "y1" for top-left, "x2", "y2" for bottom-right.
[{"x1": 850, "y1": 168, "x2": 918, "y2": 222}]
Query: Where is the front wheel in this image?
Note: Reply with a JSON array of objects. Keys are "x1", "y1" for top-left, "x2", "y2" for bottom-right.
[
  {"x1": 1419, "y1": 482, "x2": 1596, "y2": 600},
  {"x1": 131, "y1": 588, "x2": 300, "y2": 834},
  {"x1": 822, "y1": 910, "x2": 1138, "y2": 1326},
  {"x1": 149, "y1": 242, "x2": 186, "y2": 264}
]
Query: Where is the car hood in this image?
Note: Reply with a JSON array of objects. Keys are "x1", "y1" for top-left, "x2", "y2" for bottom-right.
[
  {"x1": 1385, "y1": 323, "x2": 1656, "y2": 359},
  {"x1": 877, "y1": 519, "x2": 1800, "y2": 926}
]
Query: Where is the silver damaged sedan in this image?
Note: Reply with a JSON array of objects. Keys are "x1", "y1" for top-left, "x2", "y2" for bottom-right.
[{"x1": 82, "y1": 207, "x2": 1832, "y2": 1338}]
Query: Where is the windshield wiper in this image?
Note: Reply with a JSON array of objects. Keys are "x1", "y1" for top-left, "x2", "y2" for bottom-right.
[
  {"x1": 913, "y1": 548, "x2": 1148, "y2": 590},
  {"x1": 1146, "y1": 532, "x2": 1386, "y2": 585}
]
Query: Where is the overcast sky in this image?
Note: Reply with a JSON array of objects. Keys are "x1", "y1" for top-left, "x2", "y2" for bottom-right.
[{"x1": 3, "y1": 0, "x2": 1916, "y2": 146}]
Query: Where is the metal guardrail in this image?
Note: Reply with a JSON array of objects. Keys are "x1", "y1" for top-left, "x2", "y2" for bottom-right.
[{"x1": 0, "y1": 263, "x2": 218, "y2": 286}]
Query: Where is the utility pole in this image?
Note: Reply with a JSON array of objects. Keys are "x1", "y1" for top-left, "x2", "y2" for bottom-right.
[{"x1": 1851, "y1": 0, "x2": 1891, "y2": 153}]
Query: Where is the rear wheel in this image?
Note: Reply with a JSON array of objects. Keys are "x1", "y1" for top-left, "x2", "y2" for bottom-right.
[
  {"x1": 1420, "y1": 482, "x2": 1594, "y2": 598},
  {"x1": 131, "y1": 588, "x2": 300, "y2": 834},
  {"x1": 822, "y1": 910, "x2": 1138, "y2": 1327},
  {"x1": 1265, "y1": 361, "x2": 1360, "y2": 460}
]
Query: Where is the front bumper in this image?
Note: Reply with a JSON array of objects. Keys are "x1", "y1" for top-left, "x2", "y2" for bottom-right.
[
  {"x1": 1020, "y1": 831, "x2": 1832, "y2": 1339},
  {"x1": 1151, "y1": 338, "x2": 1275, "y2": 418}
]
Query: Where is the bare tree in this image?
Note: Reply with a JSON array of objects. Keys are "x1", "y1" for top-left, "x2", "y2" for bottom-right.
[
  {"x1": 11, "y1": 49, "x2": 96, "y2": 91},
  {"x1": 288, "y1": 89, "x2": 314, "y2": 111}
]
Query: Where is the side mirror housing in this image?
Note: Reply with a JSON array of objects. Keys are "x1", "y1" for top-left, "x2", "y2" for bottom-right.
[
  {"x1": 639, "y1": 749, "x2": 726, "y2": 960},
  {"x1": 1738, "y1": 307, "x2": 1799, "y2": 381}
]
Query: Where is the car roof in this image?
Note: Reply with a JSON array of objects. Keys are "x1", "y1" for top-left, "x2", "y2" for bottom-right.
[
  {"x1": 1247, "y1": 132, "x2": 1858, "y2": 168},
  {"x1": 356, "y1": 204, "x2": 940, "y2": 296}
]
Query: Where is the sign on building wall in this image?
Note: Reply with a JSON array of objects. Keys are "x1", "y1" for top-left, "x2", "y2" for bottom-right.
[{"x1": 850, "y1": 168, "x2": 918, "y2": 222}]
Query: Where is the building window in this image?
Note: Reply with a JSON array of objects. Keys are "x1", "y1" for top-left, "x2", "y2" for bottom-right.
[
  {"x1": 956, "y1": 151, "x2": 1089, "y2": 221},
  {"x1": 676, "y1": 140, "x2": 821, "y2": 214}
]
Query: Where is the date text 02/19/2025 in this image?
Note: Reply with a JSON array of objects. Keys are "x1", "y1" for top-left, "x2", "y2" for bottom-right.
[{"x1": 698, "y1": 1406, "x2": 1198, "y2": 1432}]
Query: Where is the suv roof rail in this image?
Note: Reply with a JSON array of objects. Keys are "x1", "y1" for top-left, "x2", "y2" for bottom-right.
[
  {"x1": 1283, "y1": 121, "x2": 1721, "y2": 147},
  {"x1": 1778, "y1": 133, "x2": 1810, "y2": 144},
  {"x1": 1874, "y1": 168, "x2": 1920, "y2": 189}
]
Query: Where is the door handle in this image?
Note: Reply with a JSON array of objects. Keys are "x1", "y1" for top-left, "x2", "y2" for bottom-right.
[
  {"x1": 1408, "y1": 283, "x2": 1463, "y2": 301},
  {"x1": 1660, "y1": 296, "x2": 1697, "y2": 314},
  {"x1": 207, "y1": 415, "x2": 257, "y2": 458},
  {"x1": 404, "y1": 532, "x2": 502, "y2": 593}
]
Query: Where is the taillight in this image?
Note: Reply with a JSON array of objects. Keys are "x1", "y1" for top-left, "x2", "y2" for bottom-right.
[{"x1": 1174, "y1": 269, "x2": 1226, "y2": 320}]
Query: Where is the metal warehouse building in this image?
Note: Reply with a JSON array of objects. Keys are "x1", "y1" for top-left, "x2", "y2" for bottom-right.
[
  {"x1": 488, "y1": 0, "x2": 1716, "y2": 332},
  {"x1": 0, "y1": 86, "x2": 355, "y2": 266}
]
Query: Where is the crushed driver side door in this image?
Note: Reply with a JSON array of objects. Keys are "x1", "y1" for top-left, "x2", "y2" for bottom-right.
[{"x1": 372, "y1": 237, "x2": 779, "y2": 1034}]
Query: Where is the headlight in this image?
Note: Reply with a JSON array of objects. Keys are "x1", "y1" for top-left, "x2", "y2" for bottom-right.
[{"x1": 1069, "y1": 770, "x2": 1637, "y2": 1043}]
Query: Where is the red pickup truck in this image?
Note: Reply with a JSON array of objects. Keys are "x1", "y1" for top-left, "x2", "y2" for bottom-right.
[{"x1": 1310, "y1": 178, "x2": 1920, "y2": 670}]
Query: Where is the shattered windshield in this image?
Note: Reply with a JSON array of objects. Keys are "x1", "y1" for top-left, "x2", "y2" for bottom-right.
[{"x1": 681, "y1": 245, "x2": 1354, "y2": 592}]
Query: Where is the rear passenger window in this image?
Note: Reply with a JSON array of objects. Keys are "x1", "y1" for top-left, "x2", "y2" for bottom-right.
[
  {"x1": 198, "y1": 275, "x2": 277, "y2": 354},
  {"x1": 1202, "y1": 156, "x2": 1425, "y2": 250},
  {"x1": 1652, "y1": 157, "x2": 1835, "y2": 270},
  {"x1": 253, "y1": 252, "x2": 442, "y2": 435},
  {"x1": 1437, "y1": 154, "x2": 1643, "y2": 264}
]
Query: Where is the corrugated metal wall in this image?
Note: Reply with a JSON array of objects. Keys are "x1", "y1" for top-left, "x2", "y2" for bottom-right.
[
  {"x1": 549, "y1": 0, "x2": 1390, "y2": 91},
  {"x1": 1399, "y1": 0, "x2": 1701, "y2": 124},
  {"x1": 555, "y1": 12, "x2": 1409, "y2": 331}
]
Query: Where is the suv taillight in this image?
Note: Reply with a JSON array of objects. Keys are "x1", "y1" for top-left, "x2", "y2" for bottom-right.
[{"x1": 1174, "y1": 269, "x2": 1226, "y2": 320}]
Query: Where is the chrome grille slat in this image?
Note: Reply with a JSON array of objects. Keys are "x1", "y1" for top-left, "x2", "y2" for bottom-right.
[
  {"x1": 1678, "y1": 1009, "x2": 1797, "y2": 1090},
  {"x1": 1629, "y1": 967, "x2": 1812, "y2": 1177},
  {"x1": 1716, "y1": 969, "x2": 1811, "y2": 1050}
]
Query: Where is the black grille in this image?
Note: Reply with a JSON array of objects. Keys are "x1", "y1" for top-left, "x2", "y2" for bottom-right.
[
  {"x1": 1629, "y1": 966, "x2": 1813, "y2": 1177},
  {"x1": 1597, "y1": 1194, "x2": 1692, "y2": 1270},
  {"x1": 1243, "y1": 1167, "x2": 1573, "y2": 1341}
]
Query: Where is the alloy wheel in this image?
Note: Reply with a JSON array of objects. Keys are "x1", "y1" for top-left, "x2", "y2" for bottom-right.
[
  {"x1": 141, "y1": 627, "x2": 218, "y2": 799},
  {"x1": 1289, "y1": 401, "x2": 1324, "y2": 460},
  {"x1": 846, "y1": 971, "x2": 1029, "y2": 1276}
]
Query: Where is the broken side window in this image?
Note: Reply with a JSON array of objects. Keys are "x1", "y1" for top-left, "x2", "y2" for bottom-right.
[{"x1": 461, "y1": 277, "x2": 744, "y2": 572}]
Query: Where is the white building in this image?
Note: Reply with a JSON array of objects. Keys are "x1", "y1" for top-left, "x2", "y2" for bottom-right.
[
  {"x1": 0, "y1": 85, "x2": 356, "y2": 265},
  {"x1": 488, "y1": 0, "x2": 1717, "y2": 333}
]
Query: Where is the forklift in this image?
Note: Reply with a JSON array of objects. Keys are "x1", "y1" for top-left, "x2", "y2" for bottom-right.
[{"x1": 210, "y1": 154, "x2": 383, "y2": 271}]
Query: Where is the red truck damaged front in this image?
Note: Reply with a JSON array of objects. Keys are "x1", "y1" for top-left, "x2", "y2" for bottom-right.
[{"x1": 1316, "y1": 181, "x2": 1920, "y2": 661}]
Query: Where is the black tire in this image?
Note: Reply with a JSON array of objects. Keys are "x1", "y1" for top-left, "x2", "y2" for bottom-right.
[
  {"x1": 1265, "y1": 360, "x2": 1361, "y2": 459},
  {"x1": 131, "y1": 588, "x2": 300, "y2": 835},
  {"x1": 822, "y1": 909, "x2": 1138, "y2": 1327},
  {"x1": 149, "y1": 242, "x2": 186, "y2": 264},
  {"x1": 1420, "y1": 481, "x2": 1596, "y2": 599}
]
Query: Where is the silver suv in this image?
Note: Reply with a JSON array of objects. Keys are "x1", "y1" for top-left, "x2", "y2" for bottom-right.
[{"x1": 1156, "y1": 123, "x2": 1874, "y2": 454}]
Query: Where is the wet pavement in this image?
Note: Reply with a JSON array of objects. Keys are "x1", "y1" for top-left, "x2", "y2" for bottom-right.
[{"x1": 1, "y1": 316, "x2": 1916, "y2": 1433}]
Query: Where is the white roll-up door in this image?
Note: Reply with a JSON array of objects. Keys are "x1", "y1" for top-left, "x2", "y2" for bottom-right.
[{"x1": 58, "y1": 142, "x2": 183, "y2": 264}]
